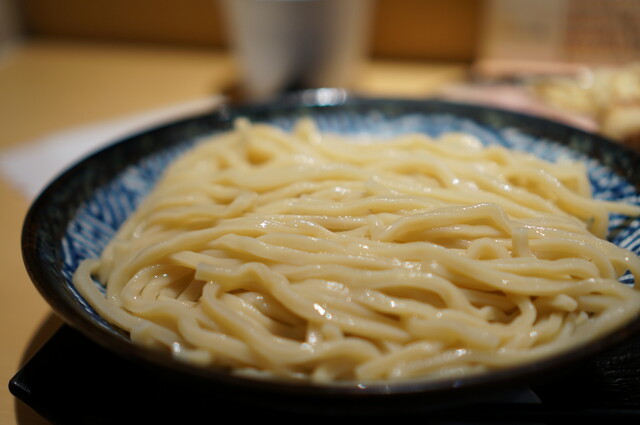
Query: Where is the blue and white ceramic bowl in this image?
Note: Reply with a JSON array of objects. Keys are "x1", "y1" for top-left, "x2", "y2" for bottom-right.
[{"x1": 21, "y1": 89, "x2": 640, "y2": 409}]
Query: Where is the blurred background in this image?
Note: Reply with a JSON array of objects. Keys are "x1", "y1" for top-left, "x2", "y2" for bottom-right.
[
  {"x1": 2, "y1": 0, "x2": 640, "y2": 146},
  {"x1": 7, "y1": 0, "x2": 640, "y2": 65},
  {"x1": 0, "y1": 0, "x2": 640, "y2": 143},
  {"x1": 1, "y1": 1, "x2": 640, "y2": 424}
]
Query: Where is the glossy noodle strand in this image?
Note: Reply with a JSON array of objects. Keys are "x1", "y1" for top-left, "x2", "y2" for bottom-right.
[{"x1": 73, "y1": 118, "x2": 640, "y2": 383}]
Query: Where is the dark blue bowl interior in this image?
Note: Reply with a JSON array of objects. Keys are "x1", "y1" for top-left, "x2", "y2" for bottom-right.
[{"x1": 21, "y1": 90, "x2": 640, "y2": 403}]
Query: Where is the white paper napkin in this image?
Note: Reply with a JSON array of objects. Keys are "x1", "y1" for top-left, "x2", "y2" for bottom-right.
[{"x1": 0, "y1": 96, "x2": 225, "y2": 200}]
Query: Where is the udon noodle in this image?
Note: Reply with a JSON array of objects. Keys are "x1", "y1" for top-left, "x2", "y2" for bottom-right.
[{"x1": 74, "y1": 118, "x2": 640, "y2": 383}]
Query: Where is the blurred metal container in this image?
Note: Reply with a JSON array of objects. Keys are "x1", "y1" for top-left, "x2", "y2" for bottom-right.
[{"x1": 220, "y1": 0, "x2": 374, "y2": 101}]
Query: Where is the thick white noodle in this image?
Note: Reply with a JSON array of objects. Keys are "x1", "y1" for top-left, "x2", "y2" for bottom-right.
[{"x1": 73, "y1": 118, "x2": 640, "y2": 383}]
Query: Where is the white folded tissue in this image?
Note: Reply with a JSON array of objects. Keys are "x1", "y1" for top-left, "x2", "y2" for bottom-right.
[{"x1": 0, "y1": 96, "x2": 224, "y2": 200}]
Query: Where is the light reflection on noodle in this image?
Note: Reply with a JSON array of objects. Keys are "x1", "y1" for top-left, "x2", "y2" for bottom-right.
[{"x1": 73, "y1": 118, "x2": 640, "y2": 383}]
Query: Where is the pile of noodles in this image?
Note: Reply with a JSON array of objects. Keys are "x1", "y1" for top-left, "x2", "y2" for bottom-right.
[{"x1": 74, "y1": 118, "x2": 640, "y2": 383}]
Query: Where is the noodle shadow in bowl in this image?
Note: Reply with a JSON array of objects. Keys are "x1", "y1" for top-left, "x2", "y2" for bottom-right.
[{"x1": 21, "y1": 89, "x2": 640, "y2": 416}]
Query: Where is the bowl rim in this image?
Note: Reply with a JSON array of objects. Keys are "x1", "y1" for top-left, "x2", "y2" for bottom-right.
[{"x1": 21, "y1": 89, "x2": 640, "y2": 400}]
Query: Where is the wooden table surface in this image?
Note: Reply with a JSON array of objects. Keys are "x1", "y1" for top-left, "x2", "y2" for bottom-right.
[{"x1": 0, "y1": 38, "x2": 467, "y2": 424}]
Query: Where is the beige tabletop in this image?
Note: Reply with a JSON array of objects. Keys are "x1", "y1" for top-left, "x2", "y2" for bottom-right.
[{"x1": 0, "y1": 38, "x2": 467, "y2": 424}]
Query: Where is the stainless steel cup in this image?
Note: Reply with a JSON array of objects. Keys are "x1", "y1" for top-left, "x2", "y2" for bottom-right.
[{"x1": 220, "y1": 0, "x2": 374, "y2": 101}]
